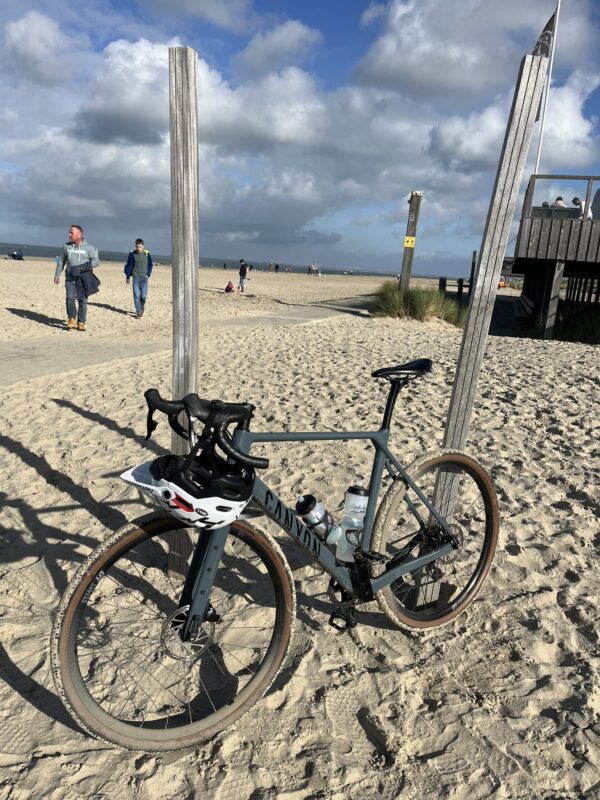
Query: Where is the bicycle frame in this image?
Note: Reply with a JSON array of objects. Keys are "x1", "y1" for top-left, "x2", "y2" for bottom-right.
[
  {"x1": 181, "y1": 417, "x2": 456, "y2": 637},
  {"x1": 236, "y1": 427, "x2": 455, "y2": 597}
]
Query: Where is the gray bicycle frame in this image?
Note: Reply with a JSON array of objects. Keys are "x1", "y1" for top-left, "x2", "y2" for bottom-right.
[
  {"x1": 183, "y1": 400, "x2": 457, "y2": 634},
  {"x1": 233, "y1": 426, "x2": 455, "y2": 596}
]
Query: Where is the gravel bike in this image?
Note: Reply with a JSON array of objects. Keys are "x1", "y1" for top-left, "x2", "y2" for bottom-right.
[{"x1": 51, "y1": 358, "x2": 498, "y2": 751}]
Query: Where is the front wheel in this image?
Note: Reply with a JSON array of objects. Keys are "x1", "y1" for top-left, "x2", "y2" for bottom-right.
[
  {"x1": 372, "y1": 450, "x2": 498, "y2": 630},
  {"x1": 51, "y1": 515, "x2": 296, "y2": 751}
]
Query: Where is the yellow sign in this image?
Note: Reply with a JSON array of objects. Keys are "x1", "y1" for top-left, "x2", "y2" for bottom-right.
[{"x1": 404, "y1": 236, "x2": 415, "y2": 248}]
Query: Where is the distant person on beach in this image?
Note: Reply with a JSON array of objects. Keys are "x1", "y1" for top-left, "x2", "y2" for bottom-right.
[
  {"x1": 225, "y1": 280, "x2": 234, "y2": 293},
  {"x1": 551, "y1": 196, "x2": 566, "y2": 208},
  {"x1": 239, "y1": 258, "x2": 248, "y2": 292},
  {"x1": 53, "y1": 224, "x2": 100, "y2": 332},
  {"x1": 274, "y1": 263, "x2": 279, "y2": 274},
  {"x1": 124, "y1": 238, "x2": 153, "y2": 318},
  {"x1": 572, "y1": 197, "x2": 593, "y2": 219}
]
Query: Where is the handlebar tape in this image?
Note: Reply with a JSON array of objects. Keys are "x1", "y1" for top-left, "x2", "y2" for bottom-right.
[
  {"x1": 144, "y1": 388, "x2": 269, "y2": 469},
  {"x1": 215, "y1": 427, "x2": 269, "y2": 470}
]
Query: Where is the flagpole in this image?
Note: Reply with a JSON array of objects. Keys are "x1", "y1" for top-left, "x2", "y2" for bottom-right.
[{"x1": 534, "y1": 0, "x2": 561, "y2": 175}]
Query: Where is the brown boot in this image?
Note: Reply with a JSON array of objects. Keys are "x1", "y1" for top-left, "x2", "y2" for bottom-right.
[
  {"x1": 66, "y1": 317, "x2": 76, "y2": 330},
  {"x1": 77, "y1": 322, "x2": 86, "y2": 332}
]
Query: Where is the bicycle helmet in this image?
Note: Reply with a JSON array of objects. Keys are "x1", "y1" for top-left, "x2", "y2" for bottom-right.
[{"x1": 121, "y1": 448, "x2": 255, "y2": 529}]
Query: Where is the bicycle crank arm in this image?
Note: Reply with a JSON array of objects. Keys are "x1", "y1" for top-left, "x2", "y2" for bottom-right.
[
  {"x1": 369, "y1": 541, "x2": 454, "y2": 594},
  {"x1": 179, "y1": 525, "x2": 230, "y2": 640}
]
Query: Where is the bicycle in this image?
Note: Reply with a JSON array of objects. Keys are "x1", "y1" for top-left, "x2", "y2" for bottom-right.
[{"x1": 51, "y1": 358, "x2": 498, "y2": 752}]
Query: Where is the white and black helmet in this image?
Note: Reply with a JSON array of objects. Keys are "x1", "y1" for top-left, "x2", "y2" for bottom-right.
[{"x1": 121, "y1": 449, "x2": 255, "y2": 529}]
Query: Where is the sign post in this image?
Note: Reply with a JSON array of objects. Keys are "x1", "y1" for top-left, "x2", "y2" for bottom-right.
[{"x1": 399, "y1": 191, "x2": 422, "y2": 292}]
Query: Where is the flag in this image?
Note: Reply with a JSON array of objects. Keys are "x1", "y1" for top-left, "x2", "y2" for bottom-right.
[{"x1": 532, "y1": 12, "x2": 556, "y2": 58}]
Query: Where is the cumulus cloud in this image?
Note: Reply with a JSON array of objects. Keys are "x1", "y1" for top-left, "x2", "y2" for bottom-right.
[
  {"x1": 72, "y1": 38, "x2": 175, "y2": 144},
  {"x1": 539, "y1": 70, "x2": 600, "y2": 169},
  {"x1": 428, "y1": 98, "x2": 510, "y2": 172},
  {"x1": 3, "y1": 11, "x2": 75, "y2": 85},
  {"x1": 355, "y1": 0, "x2": 597, "y2": 104},
  {"x1": 235, "y1": 20, "x2": 322, "y2": 75}
]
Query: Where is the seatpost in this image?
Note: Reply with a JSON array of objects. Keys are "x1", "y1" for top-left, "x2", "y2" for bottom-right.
[{"x1": 381, "y1": 380, "x2": 402, "y2": 430}]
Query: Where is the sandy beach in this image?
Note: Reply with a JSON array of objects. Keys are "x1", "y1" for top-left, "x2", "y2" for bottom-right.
[{"x1": 0, "y1": 258, "x2": 599, "y2": 798}]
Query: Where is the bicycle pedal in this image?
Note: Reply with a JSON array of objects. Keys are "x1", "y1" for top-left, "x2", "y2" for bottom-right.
[{"x1": 328, "y1": 605, "x2": 358, "y2": 633}]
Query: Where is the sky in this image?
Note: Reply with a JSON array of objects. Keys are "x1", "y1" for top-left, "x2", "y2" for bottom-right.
[{"x1": 1, "y1": 0, "x2": 600, "y2": 276}]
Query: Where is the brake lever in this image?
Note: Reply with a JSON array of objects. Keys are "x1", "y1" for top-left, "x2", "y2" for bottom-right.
[{"x1": 145, "y1": 408, "x2": 158, "y2": 441}]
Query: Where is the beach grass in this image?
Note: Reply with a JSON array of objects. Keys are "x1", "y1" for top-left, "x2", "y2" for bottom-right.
[{"x1": 373, "y1": 281, "x2": 466, "y2": 327}]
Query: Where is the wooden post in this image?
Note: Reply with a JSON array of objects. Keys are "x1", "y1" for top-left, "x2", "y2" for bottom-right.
[
  {"x1": 438, "y1": 277, "x2": 447, "y2": 294},
  {"x1": 169, "y1": 46, "x2": 199, "y2": 577},
  {"x1": 442, "y1": 52, "x2": 548, "y2": 453},
  {"x1": 457, "y1": 278, "x2": 464, "y2": 301},
  {"x1": 399, "y1": 191, "x2": 422, "y2": 292},
  {"x1": 543, "y1": 260, "x2": 564, "y2": 339},
  {"x1": 468, "y1": 250, "x2": 477, "y2": 297}
]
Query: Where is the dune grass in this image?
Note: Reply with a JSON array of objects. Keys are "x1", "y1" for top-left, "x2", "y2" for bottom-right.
[{"x1": 373, "y1": 281, "x2": 466, "y2": 328}]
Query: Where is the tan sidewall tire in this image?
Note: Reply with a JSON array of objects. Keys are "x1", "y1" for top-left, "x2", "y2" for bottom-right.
[
  {"x1": 372, "y1": 450, "x2": 498, "y2": 630},
  {"x1": 50, "y1": 514, "x2": 296, "y2": 752}
]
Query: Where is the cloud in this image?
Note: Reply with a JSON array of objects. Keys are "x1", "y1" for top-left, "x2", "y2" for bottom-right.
[
  {"x1": 355, "y1": 0, "x2": 598, "y2": 104},
  {"x1": 235, "y1": 20, "x2": 323, "y2": 75},
  {"x1": 3, "y1": 11, "x2": 75, "y2": 86},
  {"x1": 71, "y1": 38, "x2": 175, "y2": 144},
  {"x1": 428, "y1": 98, "x2": 510, "y2": 172},
  {"x1": 539, "y1": 70, "x2": 600, "y2": 169},
  {"x1": 360, "y1": 3, "x2": 387, "y2": 27},
  {"x1": 141, "y1": 0, "x2": 258, "y2": 35}
]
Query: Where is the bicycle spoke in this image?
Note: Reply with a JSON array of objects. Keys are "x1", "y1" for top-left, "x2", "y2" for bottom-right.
[{"x1": 58, "y1": 520, "x2": 292, "y2": 746}]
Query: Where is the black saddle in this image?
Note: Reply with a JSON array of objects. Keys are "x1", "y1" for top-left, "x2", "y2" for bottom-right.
[{"x1": 371, "y1": 358, "x2": 432, "y2": 382}]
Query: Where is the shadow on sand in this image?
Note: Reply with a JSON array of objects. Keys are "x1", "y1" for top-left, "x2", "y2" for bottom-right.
[{"x1": 5, "y1": 307, "x2": 66, "y2": 329}]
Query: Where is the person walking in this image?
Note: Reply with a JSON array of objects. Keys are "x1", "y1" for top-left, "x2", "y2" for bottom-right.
[
  {"x1": 124, "y1": 238, "x2": 153, "y2": 318},
  {"x1": 238, "y1": 258, "x2": 248, "y2": 292},
  {"x1": 53, "y1": 224, "x2": 100, "y2": 331}
]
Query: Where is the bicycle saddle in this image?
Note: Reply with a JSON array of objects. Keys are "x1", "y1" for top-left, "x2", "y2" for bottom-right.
[{"x1": 371, "y1": 358, "x2": 432, "y2": 381}]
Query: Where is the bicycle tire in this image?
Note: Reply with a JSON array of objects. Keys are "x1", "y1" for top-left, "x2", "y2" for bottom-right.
[
  {"x1": 51, "y1": 514, "x2": 295, "y2": 752},
  {"x1": 372, "y1": 450, "x2": 498, "y2": 630}
]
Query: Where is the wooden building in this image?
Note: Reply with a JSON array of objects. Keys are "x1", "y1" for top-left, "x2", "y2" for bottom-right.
[{"x1": 513, "y1": 174, "x2": 600, "y2": 338}]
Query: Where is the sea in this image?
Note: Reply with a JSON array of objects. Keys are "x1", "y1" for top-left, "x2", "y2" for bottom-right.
[{"x1": 0, "y1": 241, "x2": 441, "y2": 280}]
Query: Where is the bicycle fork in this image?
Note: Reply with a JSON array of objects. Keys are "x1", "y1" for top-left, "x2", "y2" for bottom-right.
[{"x1": 177, "y1": 525, "x2": 230, "y2": 641}]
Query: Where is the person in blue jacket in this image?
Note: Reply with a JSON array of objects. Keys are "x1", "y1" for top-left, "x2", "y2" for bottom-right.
[{"x1": 124, "y1": 238, "x2": 153, "y2": 318}]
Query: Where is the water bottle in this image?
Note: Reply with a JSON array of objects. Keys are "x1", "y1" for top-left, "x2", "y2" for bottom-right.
[
  {"x1": 295, "y1": 494, "x2": 341, "y2": 543},
  {"x1": 335, "y1": 485, "x2": 369, "y2": 562}
]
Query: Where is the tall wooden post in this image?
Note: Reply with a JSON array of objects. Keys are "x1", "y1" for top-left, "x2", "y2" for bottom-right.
[
  {"x1": 443, "y1": 52, "x2": 548, "y2": 453},
  {"x1": 399, "y1": 191, "x2": 422, "y2": 292},
  {"x1": 169, "y1": 46, "x2": 199, "y2": 576},
  {"x1": 468, "y1": 250, "x2": 477, "y2": 297}
]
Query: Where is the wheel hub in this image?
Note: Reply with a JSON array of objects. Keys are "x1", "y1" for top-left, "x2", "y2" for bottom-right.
[{"x1": 160, "y1": 605, "x2": 215, "y2": 662}]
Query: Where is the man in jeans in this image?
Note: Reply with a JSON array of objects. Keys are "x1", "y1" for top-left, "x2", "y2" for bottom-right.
[
  {"x1": 238, "y1": 258, "x2": 248, "y2": 292},
  {"x1": 53, "y1": 224, "x2": 100, "y2": 331},
  {"x1": 124, "y1": 238, "x2": 153, "y2": 318}
]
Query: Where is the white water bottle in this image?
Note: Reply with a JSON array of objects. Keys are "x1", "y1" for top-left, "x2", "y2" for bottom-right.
[
  {"x1": 335, "y1": 485, "x2": 369, "y2": 562},
  {"x1": 295, "y1": 494, "x2": 341, "y2": 545}
]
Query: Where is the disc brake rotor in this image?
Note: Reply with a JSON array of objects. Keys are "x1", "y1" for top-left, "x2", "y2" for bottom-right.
[{"x1": 160, "y1": 605, "x2": 215, "y2": 662}]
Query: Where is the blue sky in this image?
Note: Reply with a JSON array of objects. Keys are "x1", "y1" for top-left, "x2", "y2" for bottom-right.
[{"x1": 1, "y1": 0, "x2": 599, "y2": 276}]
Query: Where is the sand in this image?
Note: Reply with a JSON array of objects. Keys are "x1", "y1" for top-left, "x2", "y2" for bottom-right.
[{"x1": 0, "y1": 258, "x2": 599, "y2": 798}]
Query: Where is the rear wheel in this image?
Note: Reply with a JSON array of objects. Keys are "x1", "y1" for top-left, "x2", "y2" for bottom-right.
[
  {"x1": 51, "y1": 515, "x2": 295, "y2": 751},
  {"x1": 372, "y1": 451, "x2": 498, "y2": 629}
]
